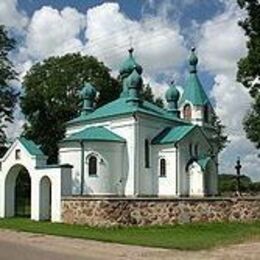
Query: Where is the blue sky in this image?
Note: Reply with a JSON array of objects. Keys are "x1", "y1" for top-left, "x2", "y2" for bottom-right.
[
  {"x1": 17, "y1": 0, "x2": 224, "y2": 98},
  {"x1": 1, "y1": 0, "x2": 259, "y2": 180}
]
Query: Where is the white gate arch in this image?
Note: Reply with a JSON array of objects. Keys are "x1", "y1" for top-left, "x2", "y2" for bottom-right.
[{"x1": 0, "y1": 137, "x2": 72, "y2": 222}]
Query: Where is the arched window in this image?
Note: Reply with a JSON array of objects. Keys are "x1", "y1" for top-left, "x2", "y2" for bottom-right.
[
  {"x1": 145, "y1": 139, "x2": 150, "y2": 168},
  {"x1": 88, "y1": 156, "x2": 97, "y2": 176},
  {"x1": 204, "y1": 105, "x2": 209, "y2": 123},
  {"x1": 183, "y1": 104, "x2": 192, "y2": 121},
  {"x1": 159, "y1": 158, "x2": 166, "y2": 177}
]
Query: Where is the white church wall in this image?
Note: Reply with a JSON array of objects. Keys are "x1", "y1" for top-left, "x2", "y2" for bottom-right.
[
  {"x1": 59, "y1": 140, "x2": 126, "y2": 196},
  {"x1": 59, "y1": 142, "x2": 81, "y2": 194},
  {"x1": 63, "y1": 116, "x2": 136, "y2": 196},
  {"x1": 83, "y1": 142, "x2": 125, "y2": 195},
  {"x1": 109, "y1": 117, "x2": 136, "y2": 196},
  {"x1": 152, "y1": 145, "x2": 177, "y2": 196},
  {"x1": 136, "y1": 115, "x2": 176, "y2": 196}
]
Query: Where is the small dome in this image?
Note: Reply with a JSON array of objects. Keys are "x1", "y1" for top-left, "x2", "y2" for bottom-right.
[
  {"x1": 119, "y1": 48, "x2": 143, "y2": 78},
  {"x1": 127, "y1": 68, "x2": 143, "y2": 90},
  {"x1": 189, "y1": 47, "x2": 198, "y2": 66},
  {"x1": 165, "y1": 81, "x2": 180, "y2": 102},
  {"x1": 80, "y1": 82, "x2": 96, "y2": 100}
]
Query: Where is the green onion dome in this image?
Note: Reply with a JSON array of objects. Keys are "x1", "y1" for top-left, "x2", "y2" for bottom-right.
[
  {"x1": 165, "y1": 81, "x2": 180, "y2": 103},
  {"x1": 127, "y1": 67, "x2": 143, "y2": 90},
  {"x1": 119, "y1": 48, "x2": 143, "y2": 78},
  {"x1": 80, "y1": 82, "x2": 96, "y2": 100}
]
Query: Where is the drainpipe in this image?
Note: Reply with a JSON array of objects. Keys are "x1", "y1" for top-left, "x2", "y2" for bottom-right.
[
  {"x1": 80, "y1": 141, "x2": 84, "y2": 196},
  {"x1": 175, "y1": 144, "x2": 179, "y2": 196}
]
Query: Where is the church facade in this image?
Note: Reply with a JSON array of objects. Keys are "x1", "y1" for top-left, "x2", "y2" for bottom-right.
[{"x1": 0, "y1": 48, "x2": 218, "y2": 222}]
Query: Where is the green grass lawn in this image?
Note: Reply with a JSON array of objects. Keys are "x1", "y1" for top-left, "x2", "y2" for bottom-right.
[{"x1": 0, "y1": 218, "x2": 260, "y2": 250}]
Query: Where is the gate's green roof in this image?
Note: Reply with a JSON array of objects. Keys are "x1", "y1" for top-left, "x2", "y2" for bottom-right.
[
  {"x1": 19, "y1": 137, "x2": 44, "y2": 156},
  {"x1": 152, "y1": 125, "x2": 196, "y2": 145},
  {"x1": 68, "y1": 97, "x2": 186, "y2": 125},
  {"x1": 63, "y1": 126, "x2": 126, "y2": 143}
]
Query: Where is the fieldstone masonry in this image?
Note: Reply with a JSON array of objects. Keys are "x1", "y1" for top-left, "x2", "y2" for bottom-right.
[{"x1": 61, "y1": 197, "x2": 260, "y2": 227}]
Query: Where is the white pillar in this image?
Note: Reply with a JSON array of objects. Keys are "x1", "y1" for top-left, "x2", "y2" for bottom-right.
[
  {"x1": 51, "y1": 175, "x2": 61, "y2": 222},
  {"x1": 0, "y1": 176, "x2": 5, "y2": 218},
  {"x1": 31, "y1": 175, "x2": 40, "y2": 221}
]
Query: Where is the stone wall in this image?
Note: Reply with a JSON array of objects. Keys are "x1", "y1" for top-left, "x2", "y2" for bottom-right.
[{"x1": 61, "y1": 197, "x2": 260, "y2": 227}]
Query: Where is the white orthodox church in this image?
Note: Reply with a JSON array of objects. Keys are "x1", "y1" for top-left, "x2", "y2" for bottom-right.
[{"x1": 0, "y1": 48, "x2": 219, "y2": 222}]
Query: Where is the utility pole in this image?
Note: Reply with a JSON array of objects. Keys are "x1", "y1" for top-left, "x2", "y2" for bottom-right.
[{"x1": 235, "y1": 157, "x2": 242, "y2": 196}]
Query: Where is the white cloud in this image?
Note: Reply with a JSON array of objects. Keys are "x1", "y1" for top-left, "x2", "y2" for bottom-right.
[
  {"x1": 198, "y1": 3, "x2": 247, "y2": 76},
  {"x1": 84, "y1": 3, "x2": 187, "y2": 76},
  {"x1": 0, "y1": 0, "x2": 28, "y2": 29},
  {"x1": 24, "y1": 6, "x2": 85, "y2": 60},
  {"x1": 198, "y1": 2, "x2": 260, "y2": 181}
]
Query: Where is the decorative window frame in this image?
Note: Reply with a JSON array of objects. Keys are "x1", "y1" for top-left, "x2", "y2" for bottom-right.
[
  {"x1": 182, "y1": 102, "x2": 193, "y2": 121},
  {"x1": 158, "y1": 157, "x2": 167, "y2": 177},
  {"x1": 85, "y1": 151, "x2": 105, "y2": 177}
]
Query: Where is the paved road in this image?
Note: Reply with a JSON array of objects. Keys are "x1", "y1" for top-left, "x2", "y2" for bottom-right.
[{"x1": 0, "y1": 229, "x2": 259, "y2": 260}]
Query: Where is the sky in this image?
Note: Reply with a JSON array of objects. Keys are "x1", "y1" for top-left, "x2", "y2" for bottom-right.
[{"x1": 1, "y1": 0, "x2": 259, "y2": 181}]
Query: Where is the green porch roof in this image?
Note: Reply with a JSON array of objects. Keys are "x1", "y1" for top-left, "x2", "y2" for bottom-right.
[
  {"x1": 197, "y1": 157, "x2": 212, "y2": 170},
  {"x1": 68, "y1": 97, "x2": 186, "y2": 125},
  {"x1": 63, "y1": 126, "x2": 126, "y2": 143},
  {"x1": 19, "y1": 137, "x2": 44, "y2": 156},
  {"x1": 152, "y1": 125, "x2": 196, "y2": 145},
  {"x1": 180, "y1": 73, "x2": 211, "y2": 106}
]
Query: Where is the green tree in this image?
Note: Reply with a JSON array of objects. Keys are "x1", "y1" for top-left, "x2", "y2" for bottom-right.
[
  {"x1": 141, "y1": 84, "x2": 164, "y2": 108},
  {"x1": 237, "y1": 0, "x2": 260, "y2": 148},
  {"x1": 211, "y1": 114, "x2": 229, "y2": 153},
  {"x1": 218, "y1": 174, "x2": 252, "y2": 193},
  {"x1": 0, "y1": 25, "x2": 19, "y2": 149},
  {"x1": 21, "y1": 53, "x2": 120, "y2": 163}
]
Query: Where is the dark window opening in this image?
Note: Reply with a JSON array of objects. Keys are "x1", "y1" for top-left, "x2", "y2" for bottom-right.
[
  {"x1": 15, "y1": 149, "x2": 21, "y2": 160},
  {"x1": 183, "y1": 104, "x2": 192, "y2": 121},
  {"x1": 159, "y1": 158, "x2": 166, "y2": 177},
  {"x1": 89, "y1": 156, "x2": 97, "y2": 176},
  {"x1": 145, "y1": 139, "x2": 150, "y2": 168}
]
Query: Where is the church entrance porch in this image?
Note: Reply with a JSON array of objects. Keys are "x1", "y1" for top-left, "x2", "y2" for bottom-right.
[
  {"x1": 4, "y1": 164, "x2": 31, "y2": 218},
  {"x1": 15, "y1": 167, "x2": 31, "y2": 217}
]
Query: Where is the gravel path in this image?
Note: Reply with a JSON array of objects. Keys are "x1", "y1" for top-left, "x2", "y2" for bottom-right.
[{"x1": 0, "y1": 229, "x2": 259, "y2": 260}]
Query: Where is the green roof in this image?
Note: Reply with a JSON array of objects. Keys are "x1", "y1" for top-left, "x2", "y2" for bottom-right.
[
  {"x1": 63, "y1": 126, "x2": 126, "y2": 143},
  {"x1": 152, "y1": 125, "x2": 196, "y2": 145},
  {"x1": 180, "y1": 73, "x2": 211, "y2": 106},
  {"x1": 197, "y1": 157, "x2": 212, "y2": 170},
  {"x1": 68, "y1": 97, "x2": 186, "y2": 125},
  {"x1": 19, "y1": 137, "x2": 44, "y2": 156}
]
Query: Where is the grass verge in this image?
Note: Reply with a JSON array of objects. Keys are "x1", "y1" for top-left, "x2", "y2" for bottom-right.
[{"x1": 0, "y1": 218, "x2": 260, "y2": 250}]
